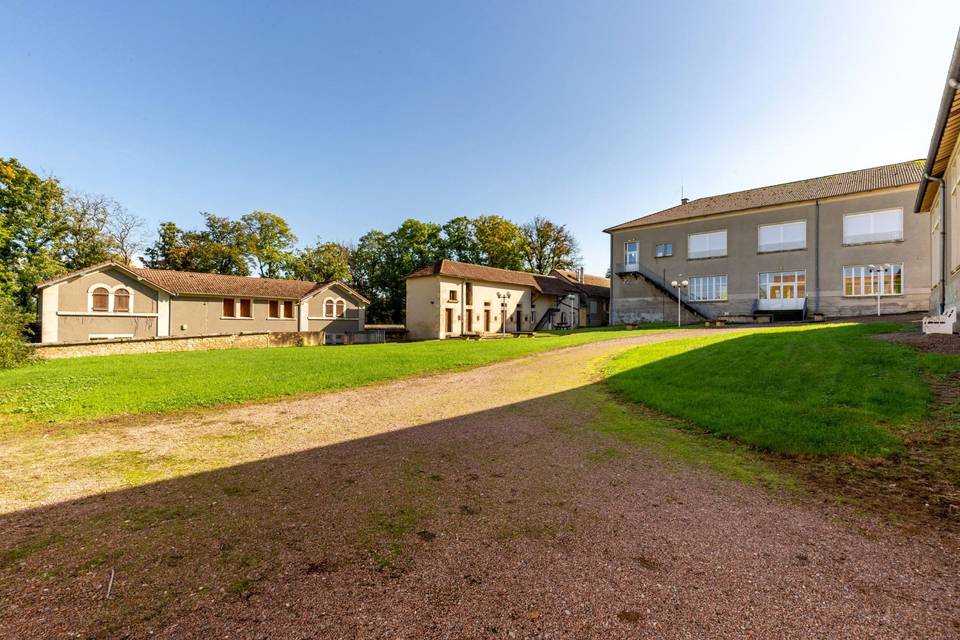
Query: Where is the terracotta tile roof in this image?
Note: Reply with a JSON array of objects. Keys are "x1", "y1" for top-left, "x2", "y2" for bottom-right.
[
  {"x1": 551, "y1": 269, "x2": 611, "y2": 299},
  {"x1": 605, "y1": 160, "x2": 925, "y2": 232},
  {"x1": 34, "y1": 261, "x2": 367, "y2": 301},
  {"x1": 130, "y1": 267, "x2": 318, "y2": 299},
  {"x1": 406, "y1": 259, "x2": 581, "y2": 296}
]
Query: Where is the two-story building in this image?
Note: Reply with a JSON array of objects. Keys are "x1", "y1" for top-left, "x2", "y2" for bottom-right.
[
  {"x1": 604, "y1": 160, "x2": 931, "y2": 323},
  {"x1": 915, "y1": 29, "x2": 960, "y2": 317}
]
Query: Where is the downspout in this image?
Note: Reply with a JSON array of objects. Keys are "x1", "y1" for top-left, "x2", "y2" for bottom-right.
[
  {"x1": 924, "y1": 173, "x2": 947, "y2": 314},
  {"x1": 814, "y1": 199, "x2": 821, "y2": 314}
]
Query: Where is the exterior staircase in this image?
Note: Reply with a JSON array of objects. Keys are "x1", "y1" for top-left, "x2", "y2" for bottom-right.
[{"x1": 614, "y1": 263, "x2": 711, "y2": 320}]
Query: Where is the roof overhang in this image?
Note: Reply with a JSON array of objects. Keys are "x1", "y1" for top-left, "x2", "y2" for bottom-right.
[
  {"x1": 300, "y1": 280, "x2": 371, "y2": 305},
  {"x1": 33, "y1": 261, "x2": 173, "y2": 294},
  {"x1": 916, "y1": 29, "x2": 960, "y2": 213}
]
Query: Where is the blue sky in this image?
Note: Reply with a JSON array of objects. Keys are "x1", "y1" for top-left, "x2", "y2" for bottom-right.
[{"x1": 4, "y1": 1, "x2": 960, "y2": 275}]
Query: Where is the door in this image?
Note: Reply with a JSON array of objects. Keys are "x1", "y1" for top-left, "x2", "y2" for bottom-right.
[
  {"x1": 515, "y1": 309, "x2": 522, "y2": 332},
  {"x1": 758, "y1": 270, "x2": 806, "y2": 311},
  {"x1": 466, "y1": 311, "x2": 473, "y2": 333},
  {"x1": 484, "y1": 309, "x2": 491, "y2": 332},
  {"x1": 445, "y1": 308, "x2": 454, "y2": 335}
]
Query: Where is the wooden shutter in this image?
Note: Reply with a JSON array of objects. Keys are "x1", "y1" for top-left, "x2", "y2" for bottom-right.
[
  {"x1": 269, "y1": 300, "x2": 279, "y2": 318},
  {"x1": 283, "y1": 300, "x2": 294, "y2": 318},
  {"x1": 240, "y1": 299, "x2": 252, "y2": 318},
  {"x1": 223, "y1": 298, "x2": 235, "y2": 317}
]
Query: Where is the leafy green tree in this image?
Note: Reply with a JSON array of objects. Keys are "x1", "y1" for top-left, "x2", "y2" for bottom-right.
[
  {"x1": 441, "y1": 216, "x2": 482, "y2": 263},
  {"x1": 241, "y1": 210, "x2": 297, "y2": 278},
  {"x1": 473, "y1": 214, "x2": 526, "y2": 270},
  {"x1": 143, "y1": 214, "x2": 250, "y2": 275},
  {"x1": 291, "y1": 240, "x2": 352, "y2": 282},
  {"x1": 521, "y1": 216, "x2": 580, "y2": 274},
  {"x1": 0, "y1": 295, "x2": 33, "y2": 368},
  {"x1": 351, "y1": 229, "x2": 391, "y2": 321},
  {"x1": 0, "y1": 158, "x2": 69, "y2": 310}
]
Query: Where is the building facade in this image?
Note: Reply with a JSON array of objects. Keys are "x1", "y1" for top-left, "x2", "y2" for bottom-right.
[
  {"x1": 404, "y1": 260, "x2": 609, "y2": 340},
  {"x1": 34, "y1": 261, "x2": 369, "y2": 344},
  {"x1": 915, "y1": 29, "x2": 960, "y2": 318},
  {"x1": 605, "y1": 161, "x2": 931, "y2": 323}
]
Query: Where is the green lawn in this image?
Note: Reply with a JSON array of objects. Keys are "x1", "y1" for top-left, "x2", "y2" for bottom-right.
[
  {"x1": 603, "y1": 323, "x2": 960, "y2": 457},
  {"x1": 0, "y1": 325, "x2": 671, "y2": 427}
]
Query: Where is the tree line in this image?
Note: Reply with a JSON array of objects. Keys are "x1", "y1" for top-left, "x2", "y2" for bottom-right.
[{"x1": 1, "y1": 156, "x2": 580, "y2": 329}]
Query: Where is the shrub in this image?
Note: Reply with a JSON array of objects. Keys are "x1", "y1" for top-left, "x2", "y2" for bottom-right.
[{"x1": 0, "y1": 297, "x2": 34, "y2": 369}]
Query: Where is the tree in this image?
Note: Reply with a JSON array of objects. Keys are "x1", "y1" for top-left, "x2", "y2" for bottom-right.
[
  {"x1": 106, "y1": 205, "x2": 146, "y2": 265},
  {"x1": 241, "y1": 210, "x2": 297, "y2": 278},
  {"x1": 291, "y1": 240, "x2": 352, "y2": 283},
  {"x1": 0, "y1": 295, "x2": 33, "y2": 369},
  {"x1": 473, "y1": 215, "x2": 526, "y2": 271},
  {"x1": 59, "y1": 192, "x2": 119, "y2": 270},
  {"x1": 351, "y1": 230, "x2": 391, "y2": 321},
  {"x1": 143, "y1": 214, "x2": 250, "y2": 275},
  {"x1": 0, "y1": 158, "x2": 69, "y2": 310},
  {"x1": 520, "y1": 216, "x2": 580, "y2": 274},
  {"x1": 441, "y1": 216, "x2": 482, "y2": 263}
]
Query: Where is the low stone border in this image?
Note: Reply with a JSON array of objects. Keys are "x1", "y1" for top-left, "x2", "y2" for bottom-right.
[{"x1": 31, "y1": 329, "x2": 384, "y2": 359}]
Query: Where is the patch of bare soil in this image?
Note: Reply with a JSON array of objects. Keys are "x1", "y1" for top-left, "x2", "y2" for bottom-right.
[
  {"x1": 1, "y1": 330, "x2": 959, "y2": 639},
  {"x1": 875, "y1": 329, "x2": 960, "y2": 355}
]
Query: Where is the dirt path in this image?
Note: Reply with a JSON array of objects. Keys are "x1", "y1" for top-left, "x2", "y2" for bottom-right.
[{"x1": 1, "y1": 329, "x2": 959, "y2": 638}]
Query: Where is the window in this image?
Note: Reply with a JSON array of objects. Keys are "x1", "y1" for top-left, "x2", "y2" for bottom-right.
[
  {"x1": 758, "y1": 220, "x2": 806, "y2": 253},
  {"x1": 222, "y1": 298, "x2": 236, "y2": 318},
  {"x1": 465, "y1": 283, "x2": 473, "y2": 305},
  {"x1": 759, "y1": 271, "x2": 806, "y2": 300},
  {"x1": 239, "y1": 299, "x2": 252, "y2": 318},
  {"x1": 448, "y1": 289, "x2": 458, "y2": 302},
  {"x1": 843, "y1": 264, "x2": 903, "y2": 296},
  {"x1": 335, "y1": 300, "x2": 346, "y2": 317},
  {"x1": 283, "y1": 300, "x2": 294, "y2": 319},
  {"x1": 268, "y1": 300, "x2": 280, "y2": 318},
  {"x1": 843, "y1": 209, "x2": 903, "y2": 245},
  {"x1": 91, "y1": 287, "x2": 110, "y2": 312},
  {"x1": 655, "y1": 242, "x2": 673, "y2": 258},
  {"x1": 688, "y1": 275, "x2": 728, "y2": 301},
  {"x1": 324, "y1": 299, "x2": 335, "y2": 317},
  {"x1": 688, "y1": 230, "x2": 727, "y2": 259},
  {"x1": 624, "y1": 242, "x2": 639, "y2": 266}
]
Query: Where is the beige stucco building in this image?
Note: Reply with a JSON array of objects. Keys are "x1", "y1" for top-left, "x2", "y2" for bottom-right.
[
  {"x1": 604, "y1": 161, "x2": 931, "y2": 323},
  {"x1": 404, "y1": 260, "x2": 609, "y2": 340},
  {"x1": 34, "y1": 261, "x2": 369, "y2": 344},
  {"x1": 915, "y1": 29, "x2": 960, "y2": 318}
]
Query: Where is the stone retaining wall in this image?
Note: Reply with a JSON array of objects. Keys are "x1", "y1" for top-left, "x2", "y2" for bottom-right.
[{"x1": 32, "y1": 330, "x2": 349, "y2": 359}]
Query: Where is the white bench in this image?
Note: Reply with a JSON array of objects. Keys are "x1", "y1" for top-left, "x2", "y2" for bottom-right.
[{"x1": 923, "y1": 306, "x2": 957, "y2": 335}]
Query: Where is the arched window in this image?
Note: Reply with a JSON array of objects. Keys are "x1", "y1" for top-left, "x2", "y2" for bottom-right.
[
  {"x1": 92, "y1": 287, "x2": 110, "y2": 312},
  {"x1": 324, "y1": 299, "x2": 335, "y2": 318},
  {"x1": 114, "y1": 288, "x2": 130, "y2": 312},
  {"x1": 335, "y1": 300, "x2": 345, "y2": 317}
]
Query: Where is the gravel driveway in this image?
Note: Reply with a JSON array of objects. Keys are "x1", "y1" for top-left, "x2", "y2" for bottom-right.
[{"x1": 1, "y1": 330, "x2": 958, "y2": 638}]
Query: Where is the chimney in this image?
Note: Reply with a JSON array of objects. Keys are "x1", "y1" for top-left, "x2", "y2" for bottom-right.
[
  {"x1": 577, "y1": 267, "x2": 584, "y2": 283},
  {"x1": 681, "y1": 197, "x2": 689, "y2": 205}
]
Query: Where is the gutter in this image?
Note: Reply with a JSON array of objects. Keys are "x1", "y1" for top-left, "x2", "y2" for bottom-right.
[
  {"x1": 914, "y1": 29, "x2": 960, "y2": 213},
  {"x1": 924, "y1": 173, "x2": 948, "y2": 314}
]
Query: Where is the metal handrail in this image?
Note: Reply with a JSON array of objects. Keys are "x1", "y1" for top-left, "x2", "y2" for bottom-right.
[{"x1": 614, "y1": 262, "x2": 711, "y2": 319}]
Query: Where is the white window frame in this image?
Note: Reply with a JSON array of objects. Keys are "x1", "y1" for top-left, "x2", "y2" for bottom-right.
[
  {"x1": 758, "y1": 270, "x2": 807, "y2": 300},
  {"x1": 87, "y1": 283, "x2": 136, "y2": 314},
  {"x1": 655, "y1": 242, "x2": 673, "y2": 258},
  {"x1": 758, "y1": 220, "x2": 806, "y2": 253},
  {"x1": 842, "y1": 264, "x2": 904, "y2": 297},
  {"x1": 842, "y1": 208, "x2": 903, "y2": 245},
  {"x1": 687, "y1": 275, "x2": 728, "y2": 302},
  {"x1": 624, "y1": 241, "x2": 639, "y2": 266},
  {"x1": 687, "y1": 230, "x2": 727, "y2": 259}
]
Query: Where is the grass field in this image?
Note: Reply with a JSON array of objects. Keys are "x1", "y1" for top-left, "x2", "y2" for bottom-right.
[
  {"x1": 603, "y1": 322, "x2": 960, "y2": 457},
  {"x1": 0, "y1": 325, "x2": 670, "y2": 427}
]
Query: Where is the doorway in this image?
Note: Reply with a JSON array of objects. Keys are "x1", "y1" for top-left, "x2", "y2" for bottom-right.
[
  {"x1": 483, "y1": 309, "x2": 491, "y2": 332},
  {"x1": 515, "y1": 309, "x2": 522, "y2": 332},
  {"x1": 445, "y1": 308, "x2": 454, "y2": 335}
]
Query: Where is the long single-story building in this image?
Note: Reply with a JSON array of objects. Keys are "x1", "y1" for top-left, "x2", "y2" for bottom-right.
[
  {"x1": 404, "y1": 259, "x2": 609, "y2": 340},
  {"x1": 34, "y1": 261, "x2": 369, "y2": 344},
  {"x1": 915, "y1": 28, "x2": 960, "y2": 318},
  {"x1": 604, "y1": 160, "x2": 931, "y2": 323}
]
